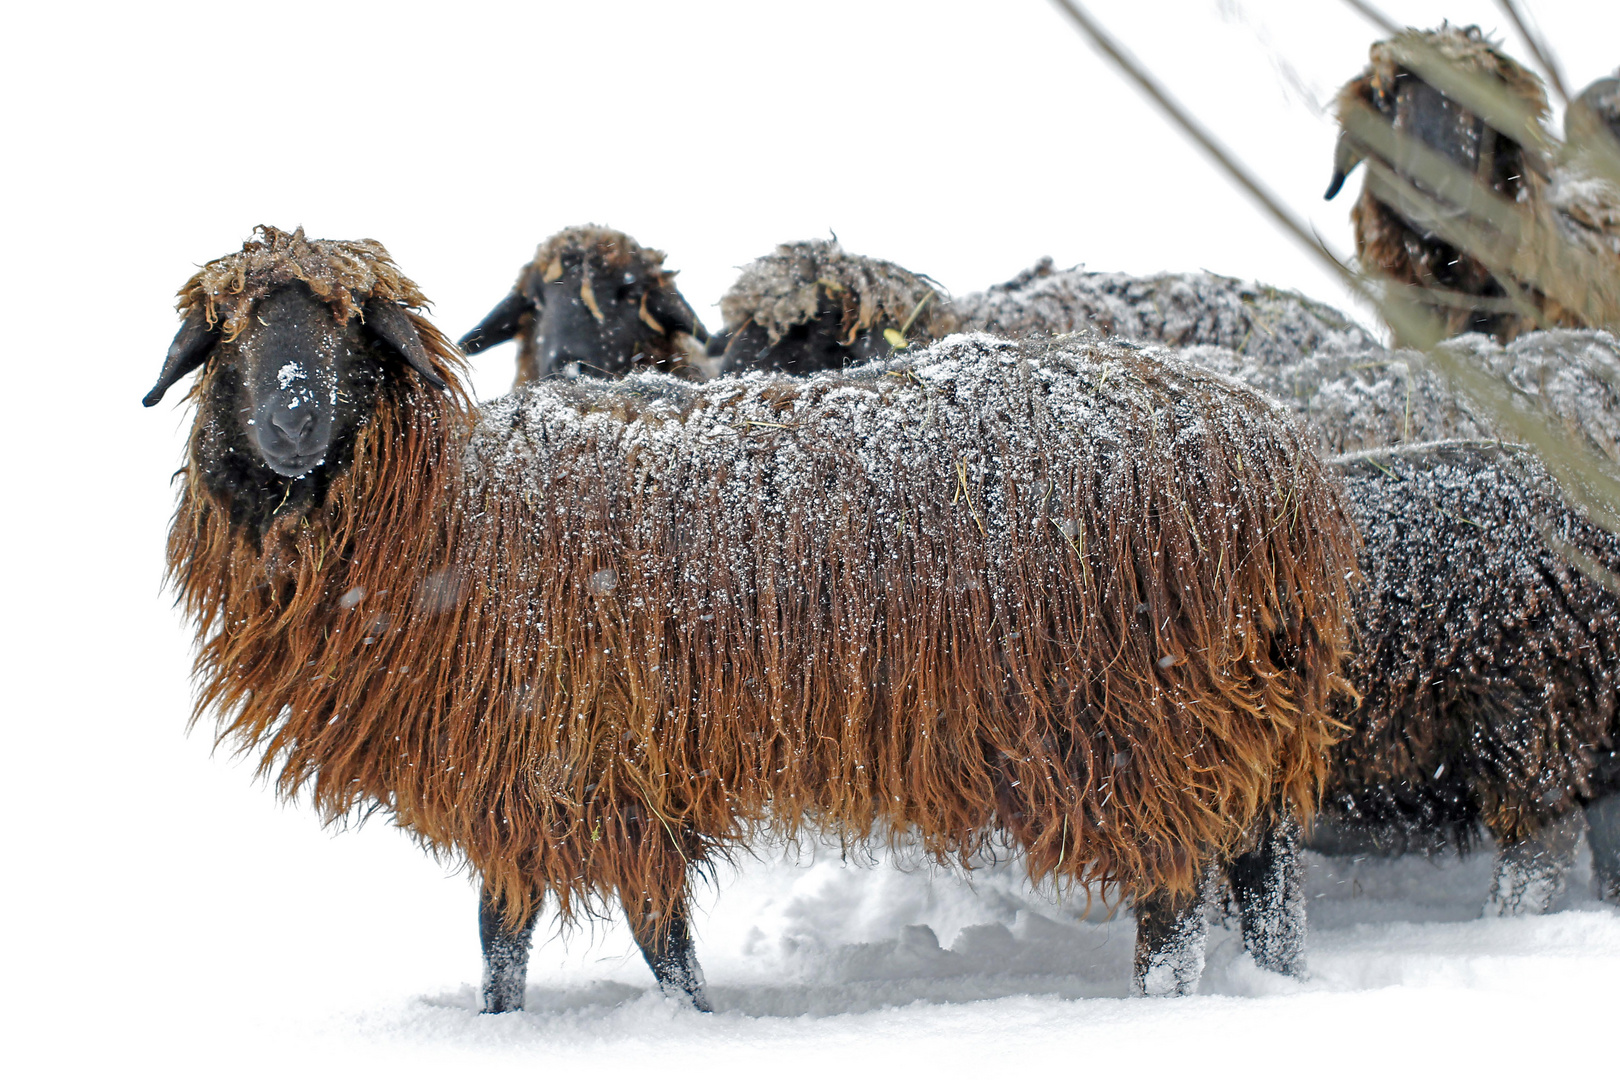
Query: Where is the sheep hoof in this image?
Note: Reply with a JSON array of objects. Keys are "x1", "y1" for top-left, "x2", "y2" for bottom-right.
[{"x1": 1133, "y1": 887, "x2": 1209, "y2": 997}]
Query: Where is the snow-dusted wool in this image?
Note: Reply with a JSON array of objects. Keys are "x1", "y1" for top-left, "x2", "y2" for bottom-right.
[
  {"x1": 1188, "y1": 329, "x2": 1620, "y2": 470},
  {"x1": 716, "y1": 239, "x2": 949, "y2": 373},
  {"x1": 945, "y1": 261, "x2": 1378, "y2": 369},
  {"x1": 159, "y1": 234, "x2": 1359, "y2": 998},
  {"x1": 458, "y1": 225, "x2": 708, "y2": 387},
  {"x1": 1324, "y1": 441, "x2": 1620, "y2": 859},
  {"x1": 1328, "y1": 26, "x2": 1620, "y2": 342}
]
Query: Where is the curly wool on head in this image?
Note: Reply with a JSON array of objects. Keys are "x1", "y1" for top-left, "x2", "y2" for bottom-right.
[
  {"x1": 178, "y1": 225, "x2": 433, "y2": 341},
  {"x1": 716, "y1": 239, "x2": 949, "y2": 372}
]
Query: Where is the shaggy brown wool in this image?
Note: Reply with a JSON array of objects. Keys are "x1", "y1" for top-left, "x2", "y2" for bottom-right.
[{"x1": 171, "y1": 290, "x2": 1359, "y2": 931}]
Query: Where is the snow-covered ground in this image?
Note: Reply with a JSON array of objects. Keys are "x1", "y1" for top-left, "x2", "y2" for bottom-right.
[{"x1": 6, "y1": 2, "x2": 1619, "y2": 1075}]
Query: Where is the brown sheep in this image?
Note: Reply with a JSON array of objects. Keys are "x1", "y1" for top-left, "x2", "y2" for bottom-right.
[
  {"x1": 714, "y1": 238, "x2": 950, "y2": 373},
  {"x1": 458, "y1": 225, "x2": 709, "y2": 387},
  {"x1": 1326, "y1": 26, "x2": 1620, "y2": 343},
  {"x1": 147, "y1": 229, "x2": 1361, "y2": 1008}
]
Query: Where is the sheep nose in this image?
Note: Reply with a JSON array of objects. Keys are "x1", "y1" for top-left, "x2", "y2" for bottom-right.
[{"x1": 270, "y1": 403, "x2": 316, "y2": 443}]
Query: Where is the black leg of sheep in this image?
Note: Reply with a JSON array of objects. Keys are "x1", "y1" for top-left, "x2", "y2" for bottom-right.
[
  {"x1": 626, "y1": 895, "x2": 712, "y2": 1012},
  {"x1": 1585, "y1": 794, "x2": 1620, "y2": 905},
  {"x1": 1133, "y1": 873, "x2": 1212, "y2": 996},
  {"x1": 1484, "y1": 814, "x2": 1584, "y2": 917},
  {"x1": 1226, "y1": 813, "x2": 1306, "y2": 977},
  {"x1": 479, "y1": 887, "x2": 542, "y2": 1014}
]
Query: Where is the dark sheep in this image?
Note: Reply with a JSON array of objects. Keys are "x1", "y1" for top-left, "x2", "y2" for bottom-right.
[
  {"x1": 1322, "y1": 441, "x2": 1620, "y2": 911},
  {"x1": 715, "y1": 238, "x2": 950, "y2": 373},
  {"x1": 1326, "y1": 26, "x2": 1620, "y2": 342},
  {"x1": 1191, "y1": 330, "x2": 1620, "y2": 912},
  {"x1": 147, "y1": 232, "x2": 1361, "y2": 1006},
  {"x1": 458, "y1": 225, "x2": 709, "y2": 386}
]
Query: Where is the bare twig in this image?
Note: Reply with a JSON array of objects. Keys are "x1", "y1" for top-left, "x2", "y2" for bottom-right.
[{"x1": 1495, "y1": 0, "x2": 1570, "y2": 105}]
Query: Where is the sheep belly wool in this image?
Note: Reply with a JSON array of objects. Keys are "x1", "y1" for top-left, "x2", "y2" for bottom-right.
[{"x1": 417, "y1": 334, "x2": 1358, "y2": 926}]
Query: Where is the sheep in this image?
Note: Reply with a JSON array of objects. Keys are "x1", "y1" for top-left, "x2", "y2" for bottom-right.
[
  {"x1": 714, "y1": 238, "x2": 951, "y2": 373},
  {"x1": 1319, "y1": 441, "x2": 1620, "y2": 912},
  {"x1": 458, "y1": 225, "x2": 710, "y2": 387},
  {"x1": 1325, "y1": 26, "x2": 1620, "y2": 342},
  {"x1": 1187, "y1": 330, "x2": 1620, "y2": 914},
  {"x1": 944, "y1": 259, "x2": 1379, "y2": 368},
  {"x1": 146, "y1": 228, "x2": 1362, "y2": 1007}
]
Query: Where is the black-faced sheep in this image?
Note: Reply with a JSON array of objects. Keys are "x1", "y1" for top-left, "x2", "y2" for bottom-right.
[
  {"x1": 147, "y1": 229, "x2": 1361, "y2": 1007},
  {"x1": 458, "y1": 225, "x2": 709, "y2": 386},
  {"x1": 714, "y1": 239, "x2": 950, "y2": 373},
  {"x1": 1326, "y1": 26, "x2": 1620, "y2": 342}
]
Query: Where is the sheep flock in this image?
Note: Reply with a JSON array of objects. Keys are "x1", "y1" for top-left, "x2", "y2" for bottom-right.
[{"x1": 146, "y1": 23, "x2": 1620, "y2": 1016}]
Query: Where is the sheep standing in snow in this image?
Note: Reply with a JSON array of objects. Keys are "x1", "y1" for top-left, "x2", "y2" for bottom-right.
[
  {"x1": 1326, "y1": 26, "x2": 1620, "y2": 342},
  {"x1": 1319, "y1": 442, "x2": 1620, "y2": 911},
  {"x1": 1192, "y1": 330, "x2": 1620, "y2": 913},
  {"x1": 714, "y1": 239, "x2": 950, "y2": 373},
  {"x1": 459, "y1": 225, "x2": 709, "y2": 386},
  {"x1": 147, "y1": 228, "x2": 1361, "y2": 1007}
]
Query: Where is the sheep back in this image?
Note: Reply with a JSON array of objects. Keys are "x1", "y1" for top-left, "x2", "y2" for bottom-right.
[{"x1": 946, "y1": 262, "x2": 1377, "y2": 371}]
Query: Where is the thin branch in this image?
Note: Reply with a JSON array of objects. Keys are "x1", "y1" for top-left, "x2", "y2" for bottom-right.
[{"x1": 1494, "y1": 0, "x2": 1570, "y2": 105}]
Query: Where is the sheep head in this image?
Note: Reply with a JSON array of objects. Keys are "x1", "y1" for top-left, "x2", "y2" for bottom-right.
[
  {"x1": 458, "y1": 225, "x2": 708, "y2": 385},
  {"x1": 147, "y1": 226, "x2": 460, "y2": 530},
  {"x1": 1326, "y1": 25, "x2": 1550, "y2": 206},
  {"x1": 717, "y1": 239, "x2": 947, "y2": 374}
]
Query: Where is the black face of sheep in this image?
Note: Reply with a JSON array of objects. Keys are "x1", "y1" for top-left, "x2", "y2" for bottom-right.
[
  {"x1": 721, "y1": 296, "x2": 898, "y2": 374},
  {"x1": 144, "y1": 281, "x2": 446, "y2": 529},
  {"x1": 459, "y1": 228, "x2": 707, "y2": 385}
]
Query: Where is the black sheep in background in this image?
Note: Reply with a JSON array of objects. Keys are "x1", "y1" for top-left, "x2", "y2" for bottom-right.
[
  {"x1": 714, "y1": 238, "x2": 949, "y2": 374},
  {"x1": 459, "y1": 225, "x2": 709, "y2": 386}
]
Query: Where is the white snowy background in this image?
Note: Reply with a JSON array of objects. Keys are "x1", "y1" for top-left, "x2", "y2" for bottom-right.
[{"x1": 4, "y1": 1, "x2": 1617, "y2": 1076}]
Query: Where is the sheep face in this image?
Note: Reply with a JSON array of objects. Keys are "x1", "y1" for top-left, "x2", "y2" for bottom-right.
[
  {"x1": 149, "y1": 280, "x2": 447, "y2": 532},
  {"x1": 232, "y1": 285, "x2": 349, "y2": 478},
  {"x1": 459, "y1": 233, "x2": 705, "y2": 384},
  {"x1": 720, "y1": 292, "x2": 897, "y2": 374},
  {"x1": 527, "y1": 255, "x2": 684, "y2": 379}
]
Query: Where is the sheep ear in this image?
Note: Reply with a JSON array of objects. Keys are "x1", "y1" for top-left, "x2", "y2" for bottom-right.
[
  {"x1": 645, "y1": 285, "x2": 708, "y2": 343},
  {"x1": 364, "y1": 299, "x2": 448, "y2": 392},
  {"x1": 143, "y1": 307, "x2": 217, "y2": 406},
  {"x1": 457, "y1": 289, "x2": 534, "y2": 355},
  {"x1": 1324, "y1": 130, "x2": 1363, "y2": 200}
]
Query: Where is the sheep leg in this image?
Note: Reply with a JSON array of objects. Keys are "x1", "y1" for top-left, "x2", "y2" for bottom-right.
[
  {"x1": 626, "y1": 895, "x2": 712, "y2": 1012},
  {"x1": 1484, "y1": 812, "x2": 1584, "y2": 916},
  {"x1": 1586, "y1": 793, "x2": 1620, "y2": 905},
  {"x1": 1226, "y1": 812, "x2": 1306, "y2": 977},
  {"x1": 1132, "y1": 878, "x2": 1210, "y2": 997},
  {"x1": 479, "y1": 886, "x2": 540, "y2": 1014}
]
